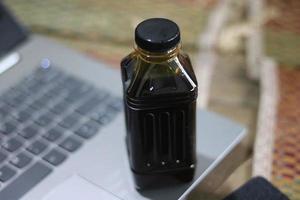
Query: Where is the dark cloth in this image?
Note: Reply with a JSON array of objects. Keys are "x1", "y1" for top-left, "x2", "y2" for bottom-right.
[{"x1": 223, "y1": 177, "x2": 289, "y2": 200}]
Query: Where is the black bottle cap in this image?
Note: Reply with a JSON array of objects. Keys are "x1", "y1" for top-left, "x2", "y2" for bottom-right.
[{"x1": 135, "y1": 18, "x2": 180, "y2": 52}]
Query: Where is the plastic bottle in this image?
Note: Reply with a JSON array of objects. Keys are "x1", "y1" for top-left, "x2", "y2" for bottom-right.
[{"x1": 121, "y1": 18, "x2": 198, "y2": 190}]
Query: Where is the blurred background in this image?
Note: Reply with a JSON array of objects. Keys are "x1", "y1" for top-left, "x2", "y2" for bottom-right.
[{"x1": 4, "y1": 0, "x2": 299, "y2": 199}]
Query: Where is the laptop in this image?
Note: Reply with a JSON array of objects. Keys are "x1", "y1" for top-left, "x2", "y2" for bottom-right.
[
  {"x1": 0, "y1": 2, "x2": 125, "y2": 199},
  {"x1": 0, "y1": 2, "x2": 247, "y2": 200}
]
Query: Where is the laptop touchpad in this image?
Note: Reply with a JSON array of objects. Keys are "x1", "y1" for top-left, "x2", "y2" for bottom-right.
[{"x1": 42, "y1": 175, "x2": 121, "y2": 200}]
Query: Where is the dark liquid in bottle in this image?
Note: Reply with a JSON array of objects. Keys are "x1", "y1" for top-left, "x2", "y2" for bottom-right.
[
  {"x1": 121, "y1": 53, "x2": 197, "y2": 189},
  {"x1": 121, "y1": 18, "x2": 198, "y2": 190}
]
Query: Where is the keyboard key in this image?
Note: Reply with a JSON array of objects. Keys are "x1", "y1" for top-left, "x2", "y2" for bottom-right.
[
  {"x1": 107, "y1": 98, "x2": 123, "y2": 111},
  {"x1": 0, "y1": 104, "x2": 11, "y2": 120},
  {"x1": 26, "y1": 140, "x2": 48, "y2": 155},
  {"x1": 59, "y1": 136, "x2": 82, "y2": 152},
  {"x1": 2, "y1": 87, "x2": 20, "y2": 98},
  {"x1": 62, "y1": 76, "x2": 84, "y2": 90},
  {"x1": 59, "y1": 112, "x2": 81, "y2": 129},
  {"x1": 91, "y1": 107, "x2": 107, "y2": 122},
  {"x1": 64, "y1": 85, "x2": 94, "y2": 102},
  {"x1": 2, "y1": 138, "x2": 23, "y2": 152},
  {"x1": 12, "y1": 110, "x2": 31, "y2": 123},
  {"x1": 43, "y1": 149, "x2": 67, "y2": 166},
  {"x1": 75, "y1": 120, "x2": 100, "y2": 139},
  {"x1": 10, "y1": 153, "x2": 32, "y2": 169},
  {"x1": 27, "y1": 83, "x2": 45, "y2": 95},
  {"x1": 0, "y1": 152, "x2": 7, "y2": 164},
  {"x1": 19, "y1": 123, "x2": 39, "y2": 139},
  {"x1": 35, "y1": 95, "x2": 53, "y2": 107},
  {"x1": 100, "y1": 114, "x2": 115, "y2": 124},
  {"x1": 0, "y1": 165, "x2": 16, "y2": 182},
  {"x1": 45, "y1": 83, "x2": 65, "y2": 98},
  {"x1": 35, "y1": 112, "x2": 55, "y2": 127},
  {"x1": 91, "y1": 107, "x2": 115, "y2": 124},
  {"x1": 4, "y1": 90, "x2": 27, "y2": 107},
  {"x1": 36, "y1": 67, "x2": 62, "y2": 83},
  {"x1": 51, "y1": 101, "x2": 69, "y2": 115},
  {"x1": 0, "y1": 162, "x2": 52, "y2": 200},
  {"x1": 43, "y1": 127, "x2": 64, "y2": 142},
  {"x1": 76, "y1": 95, "x2": 104, "y2": 115},
  {"x1": 0, "y1": 120, "x2": 18, "y2": 135},
  {"x1": 20, "y1": 75, "x2": 41, "y2": 89},
  {"x1": 30, "y1": 98, "x2": 47, "y2": 110},
  {"x1": 22, "y1": 106, "x2": 37, "y2": 116}
]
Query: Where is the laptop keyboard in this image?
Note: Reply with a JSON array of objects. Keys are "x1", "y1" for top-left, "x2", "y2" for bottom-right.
[{"x1": 0, "y1": 66, "x2": 122, "y2": 199}]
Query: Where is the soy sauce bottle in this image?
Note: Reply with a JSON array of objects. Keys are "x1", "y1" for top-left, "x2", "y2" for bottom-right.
[{"x1": 121, "y1": 18, "x2": 198, "y2": 190}]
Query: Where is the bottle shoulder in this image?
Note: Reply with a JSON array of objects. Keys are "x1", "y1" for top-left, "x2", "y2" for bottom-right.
[{"x1": 121, "y1": 51, "x2": 198, "y2": 100}]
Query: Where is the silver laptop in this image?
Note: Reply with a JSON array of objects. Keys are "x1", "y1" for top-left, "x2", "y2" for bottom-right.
[{"x1": 0, "y1": 2, "x2": 247, "y2": 200}]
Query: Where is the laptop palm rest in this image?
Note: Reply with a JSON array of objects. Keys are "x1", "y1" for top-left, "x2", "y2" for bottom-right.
[{"x1": 42, "y1": 175, "x2": 121, "y2": 200}]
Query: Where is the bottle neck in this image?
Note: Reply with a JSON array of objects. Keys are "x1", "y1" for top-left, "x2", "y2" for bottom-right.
[{"x1": 134, "y1": 44, "x2": 181, "y2": 63}]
